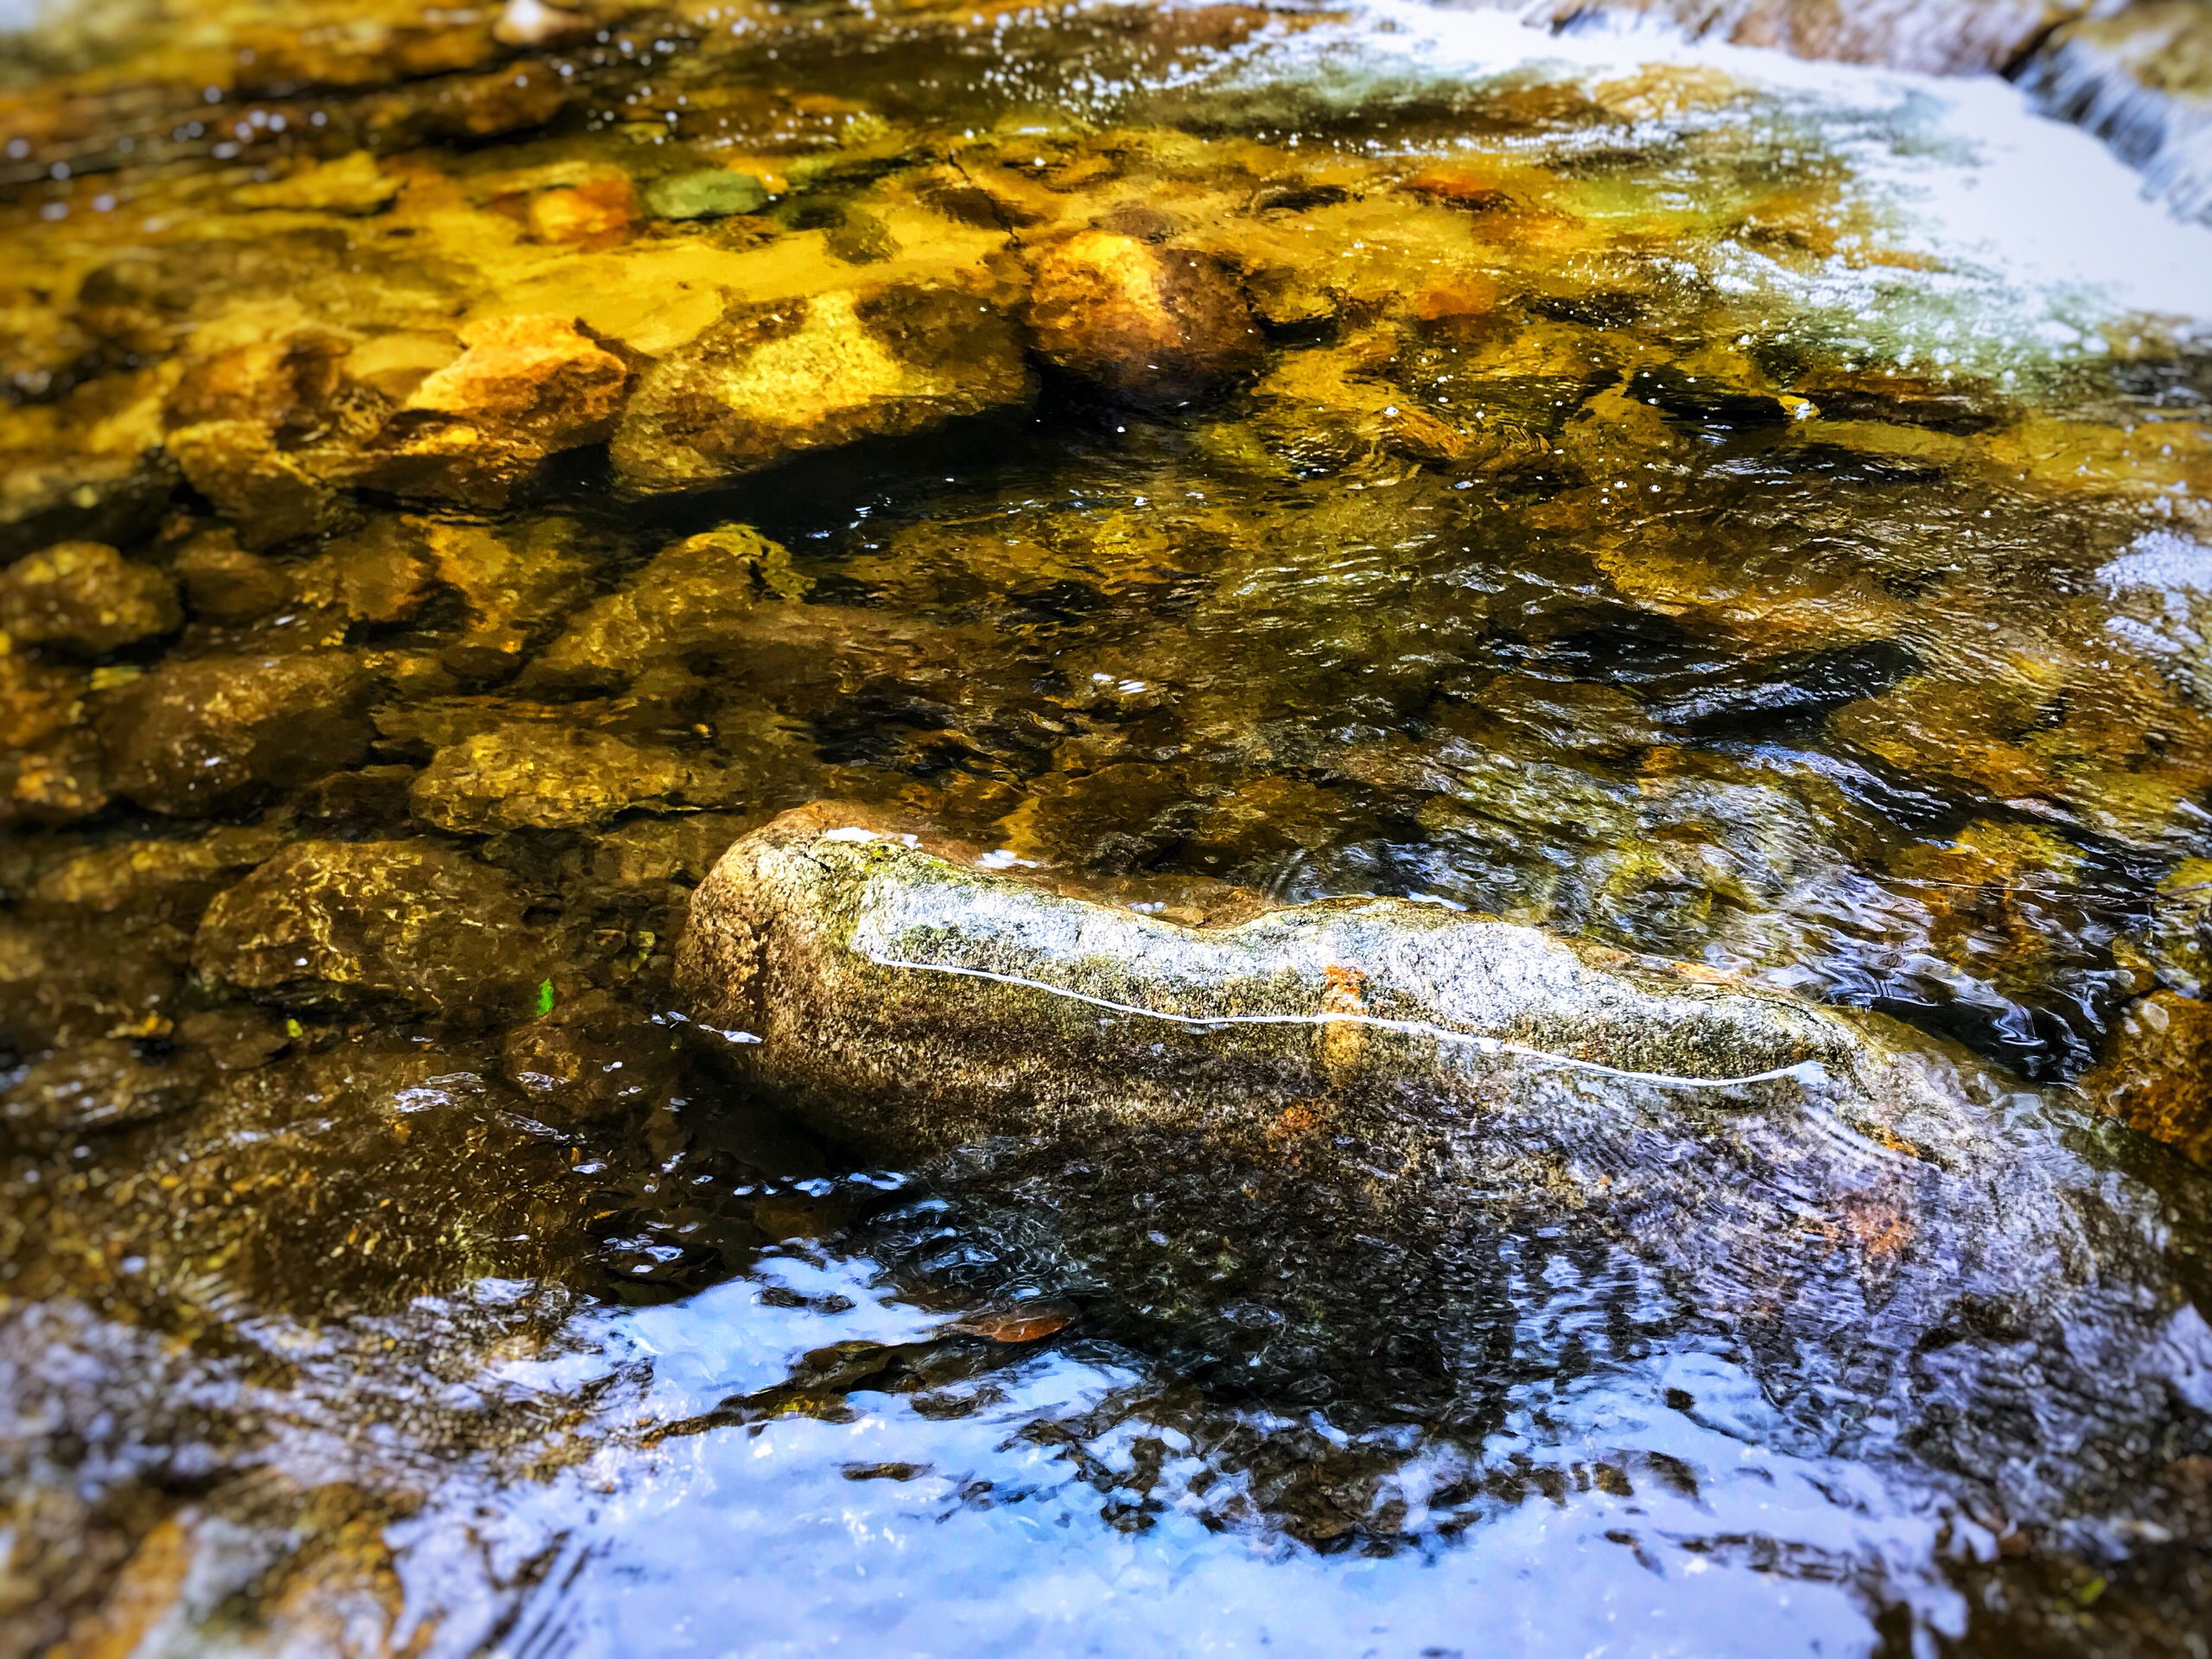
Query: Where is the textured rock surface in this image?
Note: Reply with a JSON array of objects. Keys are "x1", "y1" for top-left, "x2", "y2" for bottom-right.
[
  {"x1": 410, "y1": 724, "x2": 738, "y2": 833},
  {"x1": 610, "y1": 287, "x2": 1033, "y2": 492},
  {"x1": 674, "y1": 806, "x2": 2168, "y2": 1387},
  {"x1": 164, "y1": 420, "x2": 346, "y2": 550},
  {"x1": 0, "y1": 651, "x2": 106, "y2": 825},
  {"x1": 171, "y1": 531, "x2": 291, "y2": 625},
  {"x1": 350, "y1": 314, "x2": 630, "y2": 507},
  {"x1": 95, "y1": 651, "x2": 376, "y2": 817},
  {"x1": 522, "y1": 524, "x2": 800, "y2": 691},
  {"x1": 233, "y1": 149, "x2": 401, "y2": 215},
  {"x1": 0, "y1": 541, "x2": 181, "y2": 655},
  {"x1": 1, "y1": 1039, "x2": 200, "y2": 1143},
  {"x1": 1023, "y1": 232, "x2": 1264, "y2": 408},
  {"x1": 643, "y1": 168, "x2": 770, "y2": 220},
  {"x1": 27, "y1": 826, "x2": 282, "y2": 921},
  {"x1": 2084, "y1": 989, "x2": 2212, "y2": 1164},
  {"x1": 194, "y1": 839, "x2": 543, "y2": 1021},
  {"x1": 681, "y1": 805, "x2": 1993, "y2": 1163}
]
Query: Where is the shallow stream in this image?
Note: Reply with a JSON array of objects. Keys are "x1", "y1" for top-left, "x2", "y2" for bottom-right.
[{"x1": 3, "y1": 2, "x2": 2212, "y2": 1654}]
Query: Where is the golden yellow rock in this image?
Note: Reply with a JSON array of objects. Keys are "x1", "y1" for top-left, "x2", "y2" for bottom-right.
[
  {"x1": 0, "y1": 648, "x2": 105, "y2": 825},
  {"x1": 612, "y1": 287, "x2": 1031, "y2": 493},
  {"x1": 164, "y1": 334, "x2": 352, "y2": 434},
  {"x1": 234, "y1": 151, "x2": 401, "y2": 217},
  {"x1": 351, "y1": 314, "x2": 629, "y2": 507},
  {"x1": 164, "y1": 420, "x2": 346, "y2": 550},
  {"x1": 2082, "y1": 991, "x2": 2212, "y2": 1166},
  {"x1": 527, "y1": 177, "x2": 640, "y2": 248},
  {"x1": 0, "y1": 540, "x2": 180, "y2": 656}
]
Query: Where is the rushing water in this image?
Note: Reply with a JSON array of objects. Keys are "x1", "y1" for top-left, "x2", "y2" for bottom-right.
[{"x1": 3, "y1": 2, "x2": 2212, "y2": 1655}]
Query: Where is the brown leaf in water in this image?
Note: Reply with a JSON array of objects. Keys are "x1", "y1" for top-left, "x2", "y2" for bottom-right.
[{"x1": 945, "y1": 1300, "x2": 1075, "y2": 1344}]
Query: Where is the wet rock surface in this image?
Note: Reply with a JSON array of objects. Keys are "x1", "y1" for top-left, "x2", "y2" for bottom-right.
[
  {"x1": 1024, "y1": 232, "x2": 1263, "y2": 407},
  {"x1": 681, "y1": 804, "x2": 1982, "y2": 1167},
  {"x1": 611, "y1": 286, "x2": 1033, "y2": 493},
  {"x1": 352, "y1": 314, "x2": 631, "y2": 507},
  {"x1": 2086, "y1": 989, "x2": 2212, "y2": 1164},
  {"x1": 95, "y1": 649, "x2": 376, "y2": 817},
  {"x1": 0, "y1": 540, "x2": 180, "y2": 655},
  {"x1": 411, "y1": 723, "x2": 739, "y2": 832},
  {"x1": 194, "y1": 837, "x2": 546, "y2": 1021}
]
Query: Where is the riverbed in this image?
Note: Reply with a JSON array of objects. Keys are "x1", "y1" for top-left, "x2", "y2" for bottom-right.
[{"x1": 3, "y1": 2, "x2": 2211, "y2": 1654}]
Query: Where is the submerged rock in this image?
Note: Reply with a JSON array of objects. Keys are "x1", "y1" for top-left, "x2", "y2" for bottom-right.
[
  {"x1": 0, "y1": 1039, "x2": 199, "y2": 1144},
  {"x1": 500, "y1": 986, "x2": 682, "y2": 1123},
  {"x1": 233, "y1": 149, "x2": 402, "y2": 216},
  {"x1": 352, "y1": 315, "x2": 630, "y2": 508},
  {"x1": 610, "y1": 288, "x2": 1032, "y2": 493},
  {"x1": 1023, "y1": 232, "x2": 1264, "y2": 408},
  {"x1": 410, "y1": 724, "x2": 738, "y2": 833},
  {"x1": 95, "y1": 651, "x2": 376, "y2": 817},
  {"x1": 527, "y1": 177, "x2": 639, "y2": 246},
  {"x1": 194, "y1": 839, "x2": 543, "y2": 1022},
  {"x1": 0, "y1": 541, "x2": 181, "y2": 656},
  {"x1": 27, "y1": 826, "x2": 283, "y2": 923},
  {"x1": 643, "y1": 168, "x2": 770, "y2": 220},
  {"x1": 164, "y1": 421, "x2": 346, "y2": 550},
  {"x1": 172, "y1": 531, "x2": 292, "y2": 626},
  {"x1": 2145, "y1": 857, "x2": 2212, "y2": 998},
  {"x1": 0, "y1": 651, "x2": 105, "y2": 825},
  {"x1": 521, "y1": 525, "x2": 803, "y2": 690},
  {"x1": 2084, "y1": 989, "x2": 2212, "y2": 1165}
]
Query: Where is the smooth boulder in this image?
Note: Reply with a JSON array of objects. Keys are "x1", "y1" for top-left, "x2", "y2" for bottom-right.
[
  {"x1": 1024, "y1": 232, "x2": 1263, "y2": 409},
  {"x1": 681, "y1": 805, "x2": 1984, "y2": 1163},
  {"x1": 673, "y1": 806, "x2": 2194, "y2": 1484}
]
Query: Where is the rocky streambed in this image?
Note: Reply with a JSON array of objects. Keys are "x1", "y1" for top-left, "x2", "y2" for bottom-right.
[{"x1": 3, "y1": 1, "x2": 2212, "y2": 1655}]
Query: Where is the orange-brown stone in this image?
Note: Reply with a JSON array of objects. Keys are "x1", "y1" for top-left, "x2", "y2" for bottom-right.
[{"x1": 1023, "y1": 231, "x2": 1263, "y2": 408}]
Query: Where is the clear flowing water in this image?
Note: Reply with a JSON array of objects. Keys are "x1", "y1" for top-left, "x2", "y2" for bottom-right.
[{"x1": 3, "y1": 2, "x2": 2212, "y2": 1655}]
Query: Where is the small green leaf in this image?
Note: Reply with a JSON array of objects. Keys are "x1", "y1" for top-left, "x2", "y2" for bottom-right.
[
  {"x1": 2075, "y1": 1576, "x2": 2107, "y2": 1608},
  {"x1": 536, "y1": 979, "x2": 556, "y2": 1017},
  {"x1": 284, "y1": 1018, "x2": 304, "y2": 1039}
]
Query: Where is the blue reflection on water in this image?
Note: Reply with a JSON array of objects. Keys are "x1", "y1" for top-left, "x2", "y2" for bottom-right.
[{"x1": 393, "y1": 1251, "x2": 1980, "y2": 1658}]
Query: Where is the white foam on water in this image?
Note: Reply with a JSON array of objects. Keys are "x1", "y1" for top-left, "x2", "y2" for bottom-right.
[
  {"x1": 1224, "y1": 0, "x2": 2212, "y2": 342},
  {"x1": 2100, "y1": 529, "x2": 2212, "y2": 601}
]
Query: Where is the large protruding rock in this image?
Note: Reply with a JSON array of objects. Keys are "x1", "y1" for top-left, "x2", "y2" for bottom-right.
[
  {"x1": 674, "y1": 806, "x2": 2187, "y2": 1465},
  {"x1": 610, "y1": 287, "x2": 1033, "y2": 493},
  {"x1": 679, "y1": 805, "x2": 1984, "y2": 1166},
  {"x1": 351, "y1": 315, "x2": 631, "y2": 508}
]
